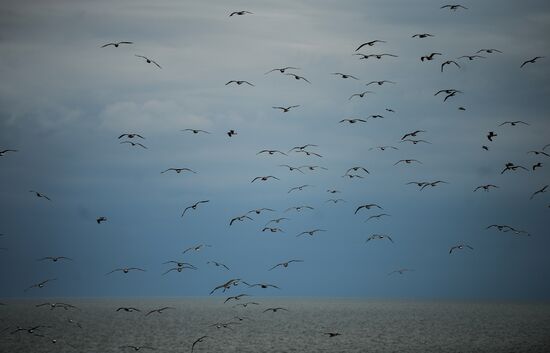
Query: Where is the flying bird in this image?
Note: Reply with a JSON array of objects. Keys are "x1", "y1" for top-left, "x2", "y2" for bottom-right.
[
  {"x1": 105, "y1": 267, "x2": 145, "y2": 275},
  {"x1": 210, "y1": 279, "x2": 241, "y2": 294},
  {"x1": 412, "y1": 33, "x2": 434, "y2": 38},
  {"x1": 38, "y1": 256, "x2": 73, "y2": 262},
  {"x1": 120, "y1": 141, "x2": 147, "y2": 149},
  {"x1": 295, "y1": 150, "x2": 323, "y2": 157},
  {"x1": 265, "y1": 67, "x2": 300, "y2": 74},
  {"x1": 527, "y1": 150, "x2": 549, "y2": 157},
  {"x1": 477, "y1": 49, "x2": 502, "y2": 54},
  {"x1": 421, "y1": 53, "x2": 442, "y2": 61},
  {"x1": 355, "y1": 40, "x2": 386, "y2": 51},
  {"x1": 191, "y1": 336, "x2": 210, "y2": 353},
  {"x1": 182, "y1": 129, "x2": 210, "y2": 134},
  {"x1": 96, "y1": 216, "x2": 107, "y2": 224},
  {"x1": 420, "y1": 181, "x2": 448, "y2": 190},
  {"x1": 288, "y1": 185, "x2": 312, "y2": 193},
  {"x1": 182, "y1": 200, "x2": 210, "y2": 217},
  {"x1": 401, "y1": 139, "x2": 431, "y2": 145},
  {"x1": 532, "y1": 162, "x2": 543, "y2": 170},
  {"x1": 323, "y1": 332, "x2": 342, "y2": 338},
  {"x1": 227, "y1": 129, "x2": 237, "y2": 137},
  {"x1": 520, "y1": 56, "x2": 544, "y2": 68},
  {"x1": 272, "y1": 105, "x2": 300, "y2": 112},
  {"x1": 257, "y1": 149, "x2": 288, "y2": 156},
  {"x1": 457, "y1": 55, "x2": 486, "y2": 61},
  {"x1": 449, "y1": 244, "x2": 474, "y2": 254},
  {"x1": 224, "y1": 294, "x2": 250, "y2": 304},
  {"x1": 229, "y1": 10, "x2": 253, "y2": 16},
  {"x1": 441, "y1": 5, "x2": 468, "y2": 11},
  {"x1": 263, "y1": 307, "x2": 289, "y2": 313},
  {"x1": 402, "y1": 130, "x2": 426, "y2": 140},
  {"x1": 269, "y1": 260, "x2": 303, "y2": 271},
  {"x1": 285, "y1": 205, "x2": 314, "y2": 212},
  {"x1": 162, "y1": 266, "x2": 196, "y2": 275},
  {"x1": 474, "y1": 184, "x2": 499, "y2": 192},
  {"x1": 279, "y1": 165, "x2": 305, "y2": 173},
  {"x1": 487, "y1": 131, "x2": 497, "y2": 141},
  {"x1": 119, "y1": 346, "x2": 156, "y2": 351},
  {"x1": 441, "y1": 60, "x2": 460, "y2": 72},
  {"x1": 226, "y1": 80, "x2": 254, "y2": 86},
  {"x1": 101, "y1": 41, "x2": 133, "y2": 48},
  {"x1": 285, "y1": 73, "x2": 311, "y2": 83},
  {"x1": 340, "y1": 118, "x2": 367, "y2": 124},
  {"x1": 116, "y1": 307, "x2": 141, "y2": 313},
  {"x1": 35, "y1": 302, "x2": 77, "y2": 310},
  {"x1": 369, "y1": 146, "x2": 398, "y2": 151},
  {"x1": 134, "y1": 55, "x2": 161, "y2": 68},
  {"x1": 355, "y1": 204, "x2": 383, "y2": 214},
  {"x1": 265, "y1": 218, "x2": 289, "y2": 226},
  {"x1": 388, "y1": 268, "x2": 414, "y2": 275},
  {"x1": 145, "y1": 307, "x2": 174, "y2": 316},
  {"x1": 297, "y1": 229, "x2": 326, "y2": 237},
  {"x1": 29, "y1": 190, "x2": 51, "y2": 201},
  {"x1": 348, "y1": 91, "x2": 374, "y2": 100},
  {"x1": 261, "y1": 227, "x2": 284, "y2": 233},
  {"x1": 288, "y1": 144, "x2": 318, "y2": 152},
  {"x1": 356, "y1": 53, "x2": 398, "y2": 59},
  {"x1": 499, "y1": 121, "x2": 529, "y2": 127},
  {"x1": 501, "y1": 162, "x2": 528, "y2": 174},
  {"x1": 530, "y1": 185, "x2": 548, "y2": 200},
  {"x1": 366, "y1": 234, "x2": 394, "y2": 243},
  {"x1": 161, "y1": 168, "x2": 196, "y2": 174},
  {"x1": 229, "y1": 215, "x2": 253, "y2": 226},
  {"x1": 0, "y1": 149, "x2": 17, "y2": 157},
  {"x1": 332, "y1": 73, "x2": 359, "y2": 80},
  {"x1": 251, "y1": 176, "x2": 280, "y2": 183},
  {"x1": 118, "y1": 133, "x2": 145, "y2": 139},
  {"x1": 183, "y1": 244, "x2": 212, "y2": 254},
  {"x1": 207, "y1": 261, "x2": 230, "y2": 270},
  {"x1": 365, "y1": 214, "x2": 391, "y2": 222},
  {"x1": 243, "y1": 282, "x2": 279, "y2": 289},
  {"x1": 247, "y1": 208, "x2": 275, "y2": 215},
  {"x1": 24, "y1": 278, "x2": 57, "y2": 292},
  {"x1": 326, "y1": 198, "x2": 346, "y2": 204},
  {"x1": 365, "y1": 80, "x2": 395, "y2": 86},
  {"x1": 394, "y1": 159, "x2": 422, "y2": 165}
]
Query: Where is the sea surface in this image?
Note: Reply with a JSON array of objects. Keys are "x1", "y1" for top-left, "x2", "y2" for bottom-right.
[{"x1": 1, "y1": 298, "x2": 549, "y2": 353}]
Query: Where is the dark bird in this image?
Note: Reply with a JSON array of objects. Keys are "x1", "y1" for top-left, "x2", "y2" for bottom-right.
[
  {"x1": 273, "y1": 105, "x2": 300, "y2": 112},
  {"x1": 210, "y1": 279, "x2": 241, "y2": 294},
  {"x1": 369, "y1": 145, "x2": 398, "y2": 151},
  {"x1": 340, "y1": 118, "x2": 367, "y2": 124},
  {"x1": 520, "y1": 56, "x2": 544, "y2": 68},
  {"x1": 279, "y1": 165, "x2": 305, "y2": 173},
  {"x1": 530, "y1": 185, "x2": 548, "y2": 200},
  {"x1": 441, "y1": 5, "x2": 468, "y2": 11},
  {"x1": 251, "y1": 175, "x2": 280, "y2": 183},
  {"x1": 348, "y1": 91, "x2": 374, "y2": 100},
  {"x1": 482, "y1": 145, "x2": 489, "y2": 151},
  {"x1": 487, "y1": 131, "x2": 497, "y2": 141},
  {"x1": 263, "y1": 307, "x2": 289, "y2": 313},
  {"x1": 532, "y1": 162, "x2": 543, "y2": 170},
  {"x1": 388, "y1": 268, "x2": 414, "y2": 275},
  {"x1": 323, "y1": 332, "x2": 342, "y2": 337},
  {"x1": 366, "y1": 234, "x2": 393, "y2": 243},
  {"x1": 247, "y1": 208, "x2": 275, "y2": 215},
  {"x1": 105, "y1": 267, "x2": 145, "y2": 275},
  {"x1": 288, "y1": 184, "x2": 312, "y2": 193},
  {"x1": 412, "y1": 33, "x2": 434, "y2": 38},
  {"x1": 327, "y1": 189, "x2": 341, "y2": 193},
  {"x1": 402, "y1": 130, "x2": 426, "y2": 140},
  {"x1": 96, "y1": 216, "x2": 107, "y2": 224},
  {"x1": 229, "y1": 215, "x2": 253, "y2": 226},
  {"x1": 207, "y1": 261, "x2": 230, "y2": 270},
  {"x1": 265, "y1": 218, "x2": 290, "y2": 226},
  {"x1": 365, "y1": 80, "x2": 396, "y2": 86},
  {"x1": 420, "y1": 181, "x2": 448, "y2": 190},
  {"x1": 369, "y1": 114, "x2": 385, "y2": 119},
  {"x1": 118, "y1": 133, "x2": 145, "y2": 139},
  {"x1": 182, "y1": 200, "x2": 210, "y2": 217},
  {"x1": 269, "y1": 260, "x2": 303, "y2": 271},
  {"x1": 457, "y1": 55, "x2": 485, "y2": 61},
  {"x1": 394, "y1": 159, "x2": 422, "y2": 165},
  {"x1": 101, "y1": 41, "x2": 133, "y2": 48},
  {"x1": 191, "y1": 336, "x2": 210, "y2": 353},
  {"x1": 261, "y1": 227, "x2": 284, "y2": 233},
  {"x1": 119, "y1": 346, "x2": 155, "y2": 351},
  {"x1": 265, "y1": 67, "x2": 300, "y2": 74},
  {"x1": 365, "y1": 214, "x2": 391, "y2": 222},
  {"x1": 295, "y1": 150, "x2": 322, "y2": 157},
  {"x1": 477, "y1": 49, "x2": 502, "y2": 54},
  {"x1": 326, "y1": 198, "x2": 346, "y2": 204},
  {"x1": 527, "y1": 150, "x2": 549, "y2": 157},
  {"x1": 401, "y1": 139, "x2": 431, "y2": 145},
  {"x1": 297, "y1": 229, "x2": 326, "y2": 237},
  {"x1": 145, "y1": 307, "x2": 174, "y2": 316},
  {"x1": 24, "y1": 278, "x2": 57, "y2": 292},
  {"x1": 355, "y1": 204, "x2": 383, "y2": 214},
  {"x1": 386, "y1": 108, "x2": 396, "y2": 113},
  {"x1": 421, "y1": 52, "x2": 442, "y2": 61},
  {"x1": 0, "y1": 149, "x2": 17, "y2": 157},
  {"x1": 183, "y1": 244, "x2": 212, "y2": 254},
  {"x1": 332, "y1": 72, "x2": 359, "y2": 80},
  {"x1": 233, "y1": 302, "x2": 260, "y2": 308},
  {"x1": 224, "y1": 294, "x2": 250, "y2": 304},
  {"x1": 161, "y1": 168, "x2": 196, "y2": 174},
  {"x1": 458, "y1": 107, "x2": 466, "y2": 111},
  {"x1": 434, "y1": 89, "x2": 462, "y2": 96},
  {"x1": 227, "y1": 129, "x2": 237, "y2": 137},
  {"x1": 444, "y1": 91, "x2": 459, "y2": 101},
  {"x1": 36, "y1": 302, "x2": 77, "y2": 310},
  {"x1": 355, "y1": 40, "x2": 386, "y2": 51},
  {"x1": 285, "y1": 205, "x2": 314, "y2": 212},
  {"x1": 356, "y1": 53, "x2": 398, "y2": 59},
  {"x1": 29, "y1": 190, "x2": 51, "y2": 201},
  {"x1": 243, "y1": 282, "x2": 280, "y2": 289},
  {"x1": 342, "y1": 174, "x2": 364, "y2": 179},
  {"x1": 474, "y1": 184, "x2": 499, "y2": 192},
  {"x1": 163, "y1": 260, "x2": 196, "y2": 268},
  {"x1": 500, "y1": 121, "x2": 529, "y2": 127},
  {"x1": 182, "y1": 128, "x2": 210, "y2": 134},
  {"x1": 120, "y1": 141, "x2": 147, "y2": 149},
  {"x1": 257, "y1": 149, "x2": 288, "y2": 156},
  {"x1": 346, "y1": 167, "x2": 369, "y2": 174},
  {"x1": 441, "y1": 60, "x2": 460, "y2": 72},
  {"x1": 226, "y1": 80, "x2": 254, "y2": 86},
  {"x1": 38, "y1": 256, "x2": 72, "y2": 262},
  {"x1": 285, "y1": 73, "x2": 311, "y2": 83},
  {"x1": 134, "y1": 55, "x2": 161, "y2": 68},
  {"x1": 162, "y1": 266, "x2": 196, "y2": 275},
  {"x1": 288, "y1": 144, "x2": 318, "y2": 152},
  {"x1": 116, "y1": 307, "x2": 141, "y2": 313},
  {"x1": 501, "y1": 162, "x2": 528, "y2": 174},
  {"x1": 449, "y1": 244, "x2": 473, "y2": 254},
  {"x1": 229, "y1": 10, "x2": 253, "y2": 16}
]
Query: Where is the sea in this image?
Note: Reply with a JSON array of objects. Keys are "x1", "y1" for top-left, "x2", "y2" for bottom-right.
[{"x1": 1, "y1": 298, "x2": 549, "y2": 353}]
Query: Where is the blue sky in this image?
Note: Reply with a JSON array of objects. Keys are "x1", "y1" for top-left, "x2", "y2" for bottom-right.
[{"x1": 0, "y1": 0, "x2": 549, "y2": 299}]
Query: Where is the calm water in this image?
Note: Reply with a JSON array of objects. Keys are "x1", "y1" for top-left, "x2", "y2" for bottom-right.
[{"x1": 1, "y1": 298, "x2": 549, "y2": 352}]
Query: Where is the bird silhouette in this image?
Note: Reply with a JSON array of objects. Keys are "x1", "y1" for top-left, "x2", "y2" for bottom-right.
[
  {"x1": 269, "y1": 260, "x2": 303, "y2": 270},
  {"x1": 521, "y1": 56, "x2": 544, "y2": 68},
  {"x1": 226, "y1": 80, "x2": 254, "y2": 86},
  {"x1": 355, "y1": 40, "x2": 386, "y2": 51},
  {"x1": 101, "y1": 41, "x2": 133, "y2": 48},
  {"x1": 182, "y1": 200, "x2": 210, "y2": 216},
  {"x1": 134, "y1": 55, "x2": 161, "y2": 68},
  {"x1": 229, "y1": 10, "x2": 253, "y2": 16},
  {"x1": 265, "y1": 67, "x2": 300, "y2": 74}
]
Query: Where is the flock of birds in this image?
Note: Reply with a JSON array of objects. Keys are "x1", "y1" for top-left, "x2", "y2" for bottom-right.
[{"x1": 1, "y1": 3, "x2": 549, "y2": 352}]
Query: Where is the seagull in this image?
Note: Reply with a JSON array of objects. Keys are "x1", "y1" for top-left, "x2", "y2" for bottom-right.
[
  {"x1": 224, "y1": 294, "x2": 250, "y2": 304},
  {"x1": 434, "y1": 89, "x2": 462, "y2": 96},
  {"x1": 229, "y1": 215, "x2": 253, "y2": 226},
  {"x1": 326, "y1": 198, "x2": 346, "y2": 204},
  {"x1": 486, "y1": 224, "x2": 514, "y2": 232},
  {"x1": 482, "y1": 145, "x2": 489, "y2": 151},
  {"x1": 247, "y1": 208, "x2": 275, "y2": 215},
  {"x1": 441, "y1": 60, "x2": 460, "y2": 72},
  {"x1": 474, "y1": 184, "x2": 499, "y2": 192},
  {"x1": 36, "y1": 302, "x2": 77, "y2": 310},
  {"x1": 24, "y1": 279, "x2": 57, "y2": 292},
  {"x1": 261, "y1": 227, "x2": 284, "y2": 233},
  {"x1": 532, "y1": 162, "x2": 543, "y2": 170},
  {"x1": 530, "y1": 185, "x2": 548, "y2": 200},
  {"x1": 386, "y1": 108, "x2": 395, "y2": 113},
  {"x1": 118, "y1": 133, "x2": 145, "y2": 139},
  {"x1": 369, "y1": 146, "x2": 398, "y2": 151},
  {"x1": 38, "y1": 256, "x2": 73, "y2": 262},
  {"x1": 457, "y1": 55, "x2": 486, "y2": 61},
  {"x1": 181, "y1": 128, "x2": 210, "y2": 134},
  {"x1": 163, "y1": 260, "x2": 196, "y2": 268},
  {"x1": 229, "y1": 10, "x2": 253, "y2": 16},
  {"x1": 265, "y1": 218, "x2": 290, "y2": 226},
  {"x1": 116, "y1": 307, "x2": 141, "y2": 313},
  {"x1": 0, "y1": 149, "x2": 17, "y2": 157},
  {"x1": 257, "y1": 149, "x2": 287, "y2": 156},
  {"x1": 288, "y1": 185, "x2": 312, "y2": 193},
  {"x1": 134, "y1": 55, "x2": 161, "y2": 68},
  {"x1": 272, "y1": 105, "x2": 300, "y2": 112},
  {"x1": 441, "y1": 5, "x2": 468, "y2": 11},
  {"x1": 233, "y1": 302, "x2": 260, "y2": 308},
  {"x1": 297, "y1": 229, "x2": 326, "y2": 237},
  {"x1": 285, "y1": 205, "x2": 314, "y2": 212},
  {"x1": 96, "y1": 216, "x2": 107, "y2": 224},
  {"x1": 421, "y1": 53, "x2": 442, "y2": 61},
  {"x1": 345, "y1": 167, "x2": 370, "y2": 174},
  {"x1": 401, "y1": 139, "x2": 431, "y2": 145},
  {"x1": 501, "y1": 162, "x2": 528, "y2": 174},
  {"x1": 449, "y1": 244, "x2": 474, "y2": 254},
  {"x1": 366, "y1": 234, "x2": 393, "y2": 243},
  {"x1": 355, "y1": 204, "x2": 383, "y2": 214},
  {"x1": 251, "y1": 176, "x2": 280, "y2": 183},
  {"x1": 521, "y1": 56, "x2": 544, "y2": 68},
  {"x1": 365, "y1": 214, "x2": 391, "y2": 222},
  {"x1": 162, "y1": 266, "x2": 196, "y2": 275},
  {"x1": 101, "y1": 41, "x2": 133, "y2": 48},
  {"x1": 210, "y1": 279, "x2": 241, "y2": 294},
  {"x1": 119, "y1": 346, "x2": 156, "y2": 351},
  {"x1": 161, "y1": 168, "x2": 196, "y2": 174},
  {"x1": 348, "y1": 91, "x2": 374, "y2": 100},
  {"x1": 29, "y1": 190, "x2": 51, "y2": 201},
  {"x1": 288, "y1": 144, "x2": 318, "y2": 152},
  {"x1": 355, "y1": 40, "x2": 386, "y2": 51},
  {"x1": 368, "y1": 114, "x2": 385, "y2": 119},
  {"x1": 263, "y1": 307, "x2": 289, "y2": 313},
  {"x1": 527, "y1": 150, "x2": 550, "y2": 157},
  {"x1": 243, "y1": 282, "x2": 280, "y2": 289},
  {"x1": 356, "y1": 53, "x2": 398, "y2": 59},
  {"x1": 226, "y1": 80, "x2": 254, "y2": 86},
  {"x1": 191, "y1": 336, "x2": 210, "y2": 353},
  {"x1": 420, "y1": 181, "x2": 448, "y2": 190},
  {"x1": 402, "y1": 130, "x2": 426, "y2": 140},
  {"x1": 120, "y1": 141, "x2": 147, "y2": 149},
  {"x1": 412, "y1": 33, "x2": 434, "y2": 38},
  {"x1": 323, "y1": 332, "x2": 342, "y2": 337},
  {"x1": 487, "y1": 131, "x2": 497, "y2": 141},
  {"x1": 145, "y1": 307, "x2": 174, "y2": 316},
  {"x1": 279, "y1": 165, "x2": 305, "y2": 173},
  {"x1": 285, "y1": 73, "x2": 311, "y2": 83},
  {"x1": 499, "y1": 121, "x2": 529, "y2": 127},
  {"x1": 207, "y1": 261, "x2": 230, "y2": 270},
  {"x1": 394, "y1": 159, "x2": 422, "y2": 165},
  {"x1": 227, "y1": 129, "x2": 237, "y2": 137},
  {"x1": 183, "y1": 244, "x2": 212, "y2": 254},
  {"x1": 327, "y1": 189, "x2": 341, "y2": 193},
  {"x1": 477, "y1": 49, "x2": 502, "y2": 54},
  {"x1": 265, "y1": 67, "x2": 300, "y2": 74},
  {"x1": 105, "y1": 268, "x2": 145, "y2": 275},
  {"x1": 269, "y1": 260, "x2": 303, "y2": 271},
  {"x1": 182, "y1": 200, "x2": 210, "y2": 217},
  {"x1": 365, "y1": 80, "x2": 396, "y2": 86},
  {"x1": 340, "y1": 118, "x2": 367, "y2": 124},
  {"x1": 295, "y1": 150, "x2": 323, "y2": 157},
  {"x1": 388, "y1": 268, "x2": 414, "y2": 275},
  {"x1": 332, "y1": 73, "x2": 359, "y2": 80}
]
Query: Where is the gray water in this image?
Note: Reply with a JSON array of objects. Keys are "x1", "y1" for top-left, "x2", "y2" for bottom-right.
[{"x1": 1, "y1": 298, "x2": 549, "y2": 353}]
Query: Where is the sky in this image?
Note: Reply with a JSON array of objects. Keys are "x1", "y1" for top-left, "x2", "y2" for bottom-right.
[{"x1": 0, "y1": 0, "x2": 549, "y2": 300}]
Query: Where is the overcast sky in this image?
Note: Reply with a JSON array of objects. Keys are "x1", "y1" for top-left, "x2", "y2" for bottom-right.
[{"x1": 0, "y1": 0, "x2": 549, "y2": 300}]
